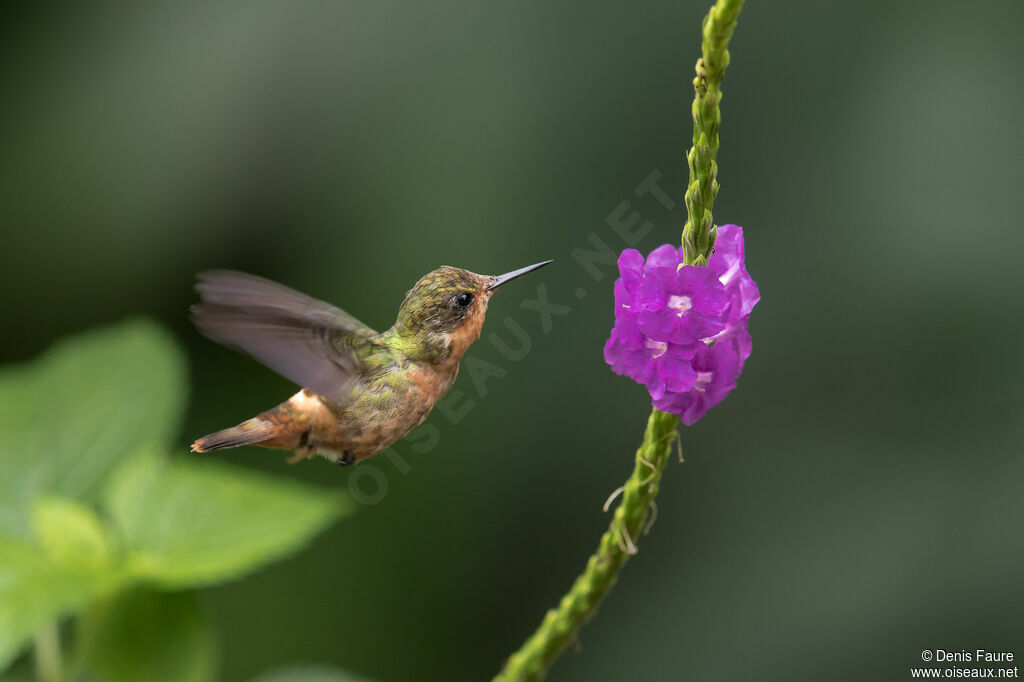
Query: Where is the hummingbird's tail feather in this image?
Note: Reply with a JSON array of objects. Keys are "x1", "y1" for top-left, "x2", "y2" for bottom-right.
[{"x1": 191, "y1": 418, "x2": 276, "y2": 452}]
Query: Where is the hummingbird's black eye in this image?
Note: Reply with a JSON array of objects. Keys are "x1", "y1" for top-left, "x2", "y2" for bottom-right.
[{"x1": 453, "y1": 291, "x2": 475, "y2": 309}]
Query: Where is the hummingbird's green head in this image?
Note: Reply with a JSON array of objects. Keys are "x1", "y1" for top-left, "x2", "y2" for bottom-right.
[{"x1": 393, "y1": 261, "x2": 552, "y2": 362}]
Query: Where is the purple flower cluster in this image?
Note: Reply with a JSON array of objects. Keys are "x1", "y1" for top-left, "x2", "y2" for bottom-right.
[{"x1": 603, "y1": 224, "x2": 759, "y2": 424}]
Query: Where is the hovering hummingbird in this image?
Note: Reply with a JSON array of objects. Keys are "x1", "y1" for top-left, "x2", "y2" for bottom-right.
[{"x1": 190, "y1": 261, "x2": 552, "y2": 465}]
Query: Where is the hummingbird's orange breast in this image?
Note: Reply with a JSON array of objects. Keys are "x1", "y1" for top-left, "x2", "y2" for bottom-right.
[
  {"x1": 306, "y1": 283, "x2": 490, "y2": 462},
  {"x1": 333, "y1": 362, "x2": 458, "y2": 460}
]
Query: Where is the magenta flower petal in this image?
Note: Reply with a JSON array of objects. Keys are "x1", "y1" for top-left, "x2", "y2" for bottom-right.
[
  {"x1": 618, "y1": 249, "x2": 644, "y2": 290},
  {"x1": 710, "y1": 224, "x2": 760, "y2": 320},
  {"x1": 604, "y1": 322, "x2": 645, "y2": 378},
  {"x1": 637, "y1": 263, "x2": 729, "y2": 346},
  {"x1": 613, "y1": 279, "x2": 634, "y2": 317},
  {"x1": 653, "y1": 332, "x2": 745, "y2": 425},
  {"x1": 603, "y1": 227, "x2": 759, "y2": 425},
  {"x1": 644, "y1": 243, "x2": 682, "y2": 274},
  {"x1": 605, "y1": 324, "x2": 698, "y2": 395}
]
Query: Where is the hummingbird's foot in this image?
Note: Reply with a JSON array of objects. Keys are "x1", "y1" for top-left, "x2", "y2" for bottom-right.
[
  {"x1": 336, "y1": 452, "x2": 355, "y2": 467},
  {"x1": 286, "y1": 431, "x2": 318, "y2": 464}
]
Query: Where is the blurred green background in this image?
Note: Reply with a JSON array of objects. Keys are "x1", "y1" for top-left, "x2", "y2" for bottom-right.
[{"x1": 2, "y1": 0, "x2": 1023, "y2": 680}]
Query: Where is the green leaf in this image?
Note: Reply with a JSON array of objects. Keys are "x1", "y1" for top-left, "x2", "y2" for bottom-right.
[
  {"x1": 31, "y1": 496, "x2": 114, "y2": 572},
  {"x1": 78, "y1": 588, "x2": 216, "y2": 682},
  {"x1": 248, "y1": 666, "x2": 377, "y2": 682},
  {"x1": 105, "y1": 452, "x2": 351, "y2": 587},
  {"x1": 0, "y1": 532, "x2": 120, "y2": 671},
  {"x1": 0, "y1": 320, "x2": 186, "y2": 537},
  {"x1": 0, "y1": 496, "x2": 128, "y2": 670}
]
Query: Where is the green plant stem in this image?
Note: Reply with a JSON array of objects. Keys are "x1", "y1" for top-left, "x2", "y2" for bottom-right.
[
  {"x1": 494, "y1": 1, "x2": 745, "y2": 680},
  {"x1": 493, "y1": 409, "x2": 679, "y2": 682},
  {"x1": 683, "y1": 0, "x2": 746, "y2": 266},
  {"x1": 33, "y1": 622, "x2": 63, "y2": 682}
]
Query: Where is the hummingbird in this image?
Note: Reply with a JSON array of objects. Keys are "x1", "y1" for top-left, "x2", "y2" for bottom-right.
[{"x1": 189, "y1": 260, "x2": 552, "y2": 465}]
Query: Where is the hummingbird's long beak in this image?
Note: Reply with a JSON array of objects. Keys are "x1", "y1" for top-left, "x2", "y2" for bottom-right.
[{"x1": 486, "y1": 260, "x2": 554, "y2": 291}]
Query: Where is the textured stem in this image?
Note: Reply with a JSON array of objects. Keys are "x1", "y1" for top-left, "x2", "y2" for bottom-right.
[
  {"x1": 683, "y1": 0, "x2": 745, "y2": 266},
  {"x1": 493, "y1": 409, "x2": 679, "y2": 682},
  {"x1": 33, "y1": 622, "x2": 63, "y2": 682},
  {"x1": 494, "y1": 1, "x2": 745, "y2": 679}
]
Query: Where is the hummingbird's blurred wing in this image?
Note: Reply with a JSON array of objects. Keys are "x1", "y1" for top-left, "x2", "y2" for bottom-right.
[{"x1": 190, "y1": 270, "x2": 381, "y2": 406}]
